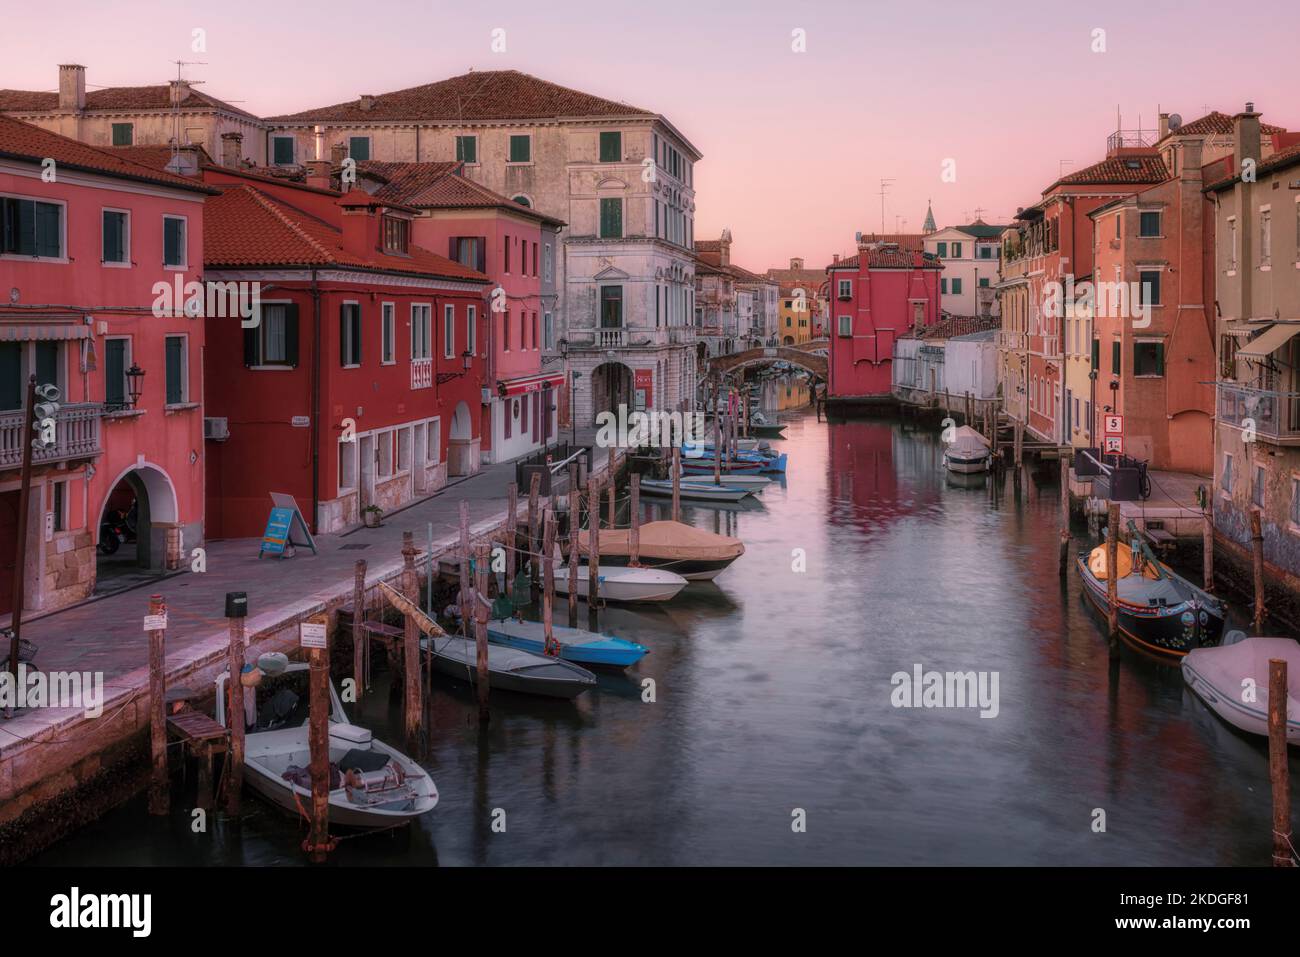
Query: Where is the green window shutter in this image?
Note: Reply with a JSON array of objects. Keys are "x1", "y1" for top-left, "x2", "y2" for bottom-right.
[
  {"x1": 1154, "y1": 341, "x2": 1165, "y2": 375},
  {"x1": 164, "y1": 218, "x2": 184, "y2": 266},
  {"x1": 952, "y1": 278, "x2": 962, "y2": 294},
  {"x1": 456, "y1": 136, "x2": 477, "y2": 163},
  {"x1": 284, "y1": 303, "x2": 300, "y2": 368},
  {"x1": 600, "y1": 198, "x2": 622, "y2": 238},
  {"x1": 509, "y1": 135, "x2": 530, "y2": 162},
  {"x1": 165, "y1": 337, "x2": 184, "y2": 404},
  {"x1": 274, "y1": 137, "x2": 294, "y2": 164},
  {"x1": 35, "y1": 202, "x2": 61, "y2": 257},
  {"x1": 1111, "y1": 340, "x2": 1121, "y2": 375},
  {"x1": 102, "y1": 212, "x2": 120, "y2": 263},
  {"x1": 0, "y1": 343, "x2": 21, "y2": 411},
  {"x1": 599, "y1": 131, "x2": 621, "y2": 162},
  {"x1": 940, "y1": 278, "x2": 948, "y2": 293},
  {"x1": 349, "y1": 137, "x2": 370, "y2": 161},
  {"x1": 340, "y1": 305, "x2": 349, "y2": 365},
  {"x1": 112, "y1": 123, "x2": 133, "y2": 146},
  {"x1": 1091, "y1": 338, "x2": 1100, "y2": 370},
  {"x1": 105, "y1": 340, "x2": 126, "y2": 406},
  {"x1": 937, "y1": 242, "x2": 946, "y2": 256},
  {"x1": 952, "y1": 242, "x2": 962, "y2": 258}
]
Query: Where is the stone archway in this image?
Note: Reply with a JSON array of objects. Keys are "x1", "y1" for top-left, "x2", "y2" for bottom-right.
[
  {"x1": 590, "y1": 361, "x2": 633, "y2": 426},
  {"x1": 95, "y1": 463, "x2": 179, "y2": 589},
  {"x1": 447, "y1": 400, "x2": 479, "y2": 477}
]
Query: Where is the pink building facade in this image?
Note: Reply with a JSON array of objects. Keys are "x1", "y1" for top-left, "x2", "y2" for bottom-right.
[
  {"x1": 0, "y1": 116, "x2": 211, "y2": 617},
  {"x1": 824, "y1": 243, "x2": 942, "y2": 403}
]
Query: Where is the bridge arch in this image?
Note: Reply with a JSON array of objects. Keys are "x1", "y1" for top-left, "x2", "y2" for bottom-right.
[{"x1": 706, "y1": 345, "x2": 828, "y2": 381}]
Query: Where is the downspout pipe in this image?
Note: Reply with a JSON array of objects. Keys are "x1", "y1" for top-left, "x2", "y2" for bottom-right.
[{"x1": 310, "y1": 268, "x2": 321, "y2": 531}]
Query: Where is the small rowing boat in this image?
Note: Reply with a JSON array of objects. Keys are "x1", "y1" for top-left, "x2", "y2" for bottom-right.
[
  {"x1": 554, "y1": 564, "x2": 688, "y2": 602},
  {"x1": 639, "y1": 478, "x2": 754, "y2": 502},
  {"x1": 486, "y1": 617, "x2": 648, "y2": 668}
]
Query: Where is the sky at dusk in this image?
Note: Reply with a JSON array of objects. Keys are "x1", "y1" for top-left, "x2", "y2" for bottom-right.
[{"x1": 4, "y1": 0, "x2": 1296, "y2": 272}]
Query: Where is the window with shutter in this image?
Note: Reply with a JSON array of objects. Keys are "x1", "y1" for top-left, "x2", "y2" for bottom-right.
[
  {"x1": 509, "y1": 135, "x2": 531, "y2": 163},
  {"x1": 340, "y1": 303, "x2": 361, "y2": 366},
  {"x1": 599, "y1": 131, "x2": 621, "y2": 162},
  {"x1": 600, "y1": 198, "x2": 623, "y2": 239},
  {"x1": 1111, "y1": 340, "x2": 1121, "y2": 375},
  {"x1": 102, "y1": 210, "x2": 128, "y2": 264},
  {"x1": 104, "y1": 339, "x2": 128, "y2": 408},
  {"x1": 444, "y1": 305, "x2": 455, "y2": 358},
  {"x1": 1138, "y1": 270, "x2": 1161, "y2": 306},
  {"x1": 349, "y1": 136, "x2": 371, "y2": 161},
  {"x1": 165, "y1": 335, "x2": 186, "y2": 404},
  {"x1": 456, "y1": 136, "x2": 477, "y2": 164},
  {"x1": 111, "y1": 123, "x2": 133, "y2": 146},
  {"x1": 273, "y1": 136, "x2": 295, "y2": 165},
  {"x1": 163, "y1": 216, "x2": 186, "y2": 267}
]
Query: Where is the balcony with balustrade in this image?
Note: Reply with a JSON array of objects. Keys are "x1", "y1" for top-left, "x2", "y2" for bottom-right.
[
  {"x1": 410, "y1": 357, "x2": 432, "y2": 390},
  {"x1": 1217, "y1": 382, "x2": 1300, "y2": 446},
  {"x1": 0, "y1": 402, "x2": 104, "y2": 471}
]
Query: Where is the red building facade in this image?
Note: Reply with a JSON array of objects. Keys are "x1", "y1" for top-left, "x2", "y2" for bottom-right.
[
  {"x1": 199, "y1": 169, "x2": 490, "y2": 538},
  {"x1": 824, "y1": 243, "x2": 942, "y2": 401},
  {"x1": 1, "y1": 116, "x2": 212, "y2": 617}
]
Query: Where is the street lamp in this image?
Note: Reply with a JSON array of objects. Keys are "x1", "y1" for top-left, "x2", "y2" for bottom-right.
[{"x1": 126, "y1": 363, "x2": 145, "y2": 408}]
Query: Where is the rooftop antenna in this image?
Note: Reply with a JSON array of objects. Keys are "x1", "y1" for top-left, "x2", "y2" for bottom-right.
[
  {"x1": 972, "y1": 206, "x2": 986, "y2": 222},
  {"x1": 878, "y1": 178, "x2": 894, "y2": 234},
  {"x1": 169, "y1": 60, "x2": 206, "y2": 162}
]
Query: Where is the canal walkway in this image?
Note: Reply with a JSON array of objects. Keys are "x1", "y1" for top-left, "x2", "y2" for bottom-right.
[{"x1": 0, "y1": 436, "x2": 613, "y2": 839}]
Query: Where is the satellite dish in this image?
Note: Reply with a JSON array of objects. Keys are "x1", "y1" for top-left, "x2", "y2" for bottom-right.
[{"x1": 1168, "y1": 113, "x2": 1183, "y2": 131}]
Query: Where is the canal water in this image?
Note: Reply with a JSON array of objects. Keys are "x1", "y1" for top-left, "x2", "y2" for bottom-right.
[{"x1": 30, "y1": 401, "x2": 1300, "y2": 866}]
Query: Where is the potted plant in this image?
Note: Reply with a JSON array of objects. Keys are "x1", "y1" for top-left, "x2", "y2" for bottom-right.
[{"x1": 361, "y1": 504, "x2": 383, "y2": 528}]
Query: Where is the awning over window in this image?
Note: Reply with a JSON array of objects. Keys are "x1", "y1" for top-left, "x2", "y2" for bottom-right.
[
  {"x1": 0, "y1": 321, "x2": 91, "y2": 342},
  {"x1": 1237, "y1": 323, "x2": 1300, "y2": 360},
  {"x1": 500, "y1": 372, "x2": 566, "y2": 397},
  {"x1": 1224, "y1": 319, "x2": 1271, "y2": 338}
]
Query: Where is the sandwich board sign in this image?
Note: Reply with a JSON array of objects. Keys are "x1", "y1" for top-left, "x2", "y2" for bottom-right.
[{"x1": 258, "y1": 492, "x2": 317, "y2": 559}]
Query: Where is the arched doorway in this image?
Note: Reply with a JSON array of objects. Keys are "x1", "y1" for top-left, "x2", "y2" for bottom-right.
[
  {"x1": 447, "y1": 400, "x2": 477, "y2": 476},
  {"x1": 783, "y1": 335, "x2": 794, "y2": 346},
  {"x1": 591, "y1": 362, "x2": 633, "y2": 426},
  {"x1": 95, "y1": 464, "x2": 178, "y2": 592}
]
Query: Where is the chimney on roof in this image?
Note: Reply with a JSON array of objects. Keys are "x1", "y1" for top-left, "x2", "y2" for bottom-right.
[
  {"x1": 359, "y1": 95, "x2": 375, "y2": 112},
  {"x1": 831, "y1": 253, "x2": 840, "y2": 264},
  {"x1": 790, "y1": 257, "x2": 804, "y2": 270},
  {"x1": 338, "y1": 191, "x2": 380, "y2": 257},
  {"x1": 306, "y1": 160, "x2": 332, "y2": 190},
  {"x1": 58, "y1": 64, "x2": 85, "y2": 112},
  {"x1": 169, "y1": 79, "x2": 190, "y2": 107},
  {"x1": 1234, "y1": 102, "x2": 1262, "y2": 168},
  {"x1": 719, "y1": 228, "x2": 731, "y2": 267},
  {"x1": 1158, "y1": 112, "x2": 1170, "y2": 140},
  {"x1": 330, "y1": 141, "x2": 347, "y2": 168},
  {"x1": 220, "y1": 132, "x2": 243, "y2": 168}
]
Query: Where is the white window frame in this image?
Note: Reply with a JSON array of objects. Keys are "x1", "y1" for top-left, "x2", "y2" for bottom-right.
[
  {"x1": 381, "y1": 302, "x2": 396, "y2": 364},
  {"x1": 101, "y1": 207, "x2": 131, "y2": 268},
  {"x1": 837, "y1": 315, "x2": 851, "y2": 337},
  {"x1": 467, "y1": 304, "x2": 477, "y2": 355},
  {"x1": 837, "y1": 278, "x2": 852, "y2": 299},
  {"x1": 376, "y1": 428, "x2": 394, "y2": 480},
  {"x1": 544, "y1": 311, "x2": 554, "y2": 350},
  {"x1": 0, "y1": 192, "x2": 68, "y2": 263},
  {"x1": 162, "y1": 214, "x2": 188, "y2": 270},
  {"x1": 341, "y1": 300, "x2": 362, "y2": 368},
  {"x1": 443, "y1": 304, "x2": 455, "y2": 359},
  {"x1": 338, "y1": 436, "x2": 358, "y2": 494},
  {"x1": 507, "y1": 133, "x2": 533, "y2": 166},
  {"x1": 410, "y1": 303, "x2": 431, "y2": 361}
]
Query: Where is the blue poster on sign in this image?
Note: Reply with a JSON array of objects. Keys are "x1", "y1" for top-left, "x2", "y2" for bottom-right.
[{"x1": 258, "y1": 493, "x2": 317, "y2": 559}]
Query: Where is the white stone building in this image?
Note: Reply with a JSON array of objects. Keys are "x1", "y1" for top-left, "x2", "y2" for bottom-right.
[{"x1": 922, "y1": 221, "x2": 1006, "y2": 317}]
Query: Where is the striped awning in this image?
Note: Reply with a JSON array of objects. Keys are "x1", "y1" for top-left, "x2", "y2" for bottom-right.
[
  {"x1": 0, "y1": 322, "x2": 91, "y2": 342},
  {"x1": 1237, "y1": 323, "x2": 1300, "y2": 360}
]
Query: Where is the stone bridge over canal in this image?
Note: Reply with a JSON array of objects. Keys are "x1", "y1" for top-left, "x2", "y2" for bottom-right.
[{"x1": 707, "y1": 341, "x2": 828, "y2": 381}]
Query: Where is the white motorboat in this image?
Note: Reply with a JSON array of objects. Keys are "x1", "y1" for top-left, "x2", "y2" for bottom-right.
[
  {"x1": 1182, "y1": 636, "x2": 1300, "y2": 743},
  {"x1": 214, "y1": 657, "x2": 437, "y2": 828},
  {"x1": 554, "y1": 564, "x2": 688, "y2": 602},
  {"x1": 943, "y1": 425, "x2": 991, "y2": 474}
]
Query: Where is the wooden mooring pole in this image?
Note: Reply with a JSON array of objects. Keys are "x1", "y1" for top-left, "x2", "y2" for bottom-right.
[
  {"x1": 1268, "y1": 658, "x2": 1293, "y2": 866},
  {"x1": 1202, "y1": 504, "x2": 1215, "y2": 592},
  {"x1": 352, "y1": 559, "x2": 367, "y2": 695},
  {"x1": 607, "y1": 482, "x2": 616, "y2": 530},
  {"x1": 542, "y1": 513, "x2": 557, "y2": 657},
  {"x1": 568, "y1": 474, "x2": 579, "y2": 629},
  {"x1": 147, "y1": 593, "x2": 168, "y2": 816},
  {"x1": 1106, "y1": 503, "x2": 1120, "y2": 660},
  {"x1": 1058, "y1": 456, "x2": 1070, "y2": 577},
  {"x1": 528, "y1": 472, "x2": 542, "y2": 604},
  {"x1": 225, "y1": 595, "x2": 247, "y2": 816},
  {"x1": 587, "y1": 476, "x2": 601, "y2": 631},
  {"x1": 630, "y1": 474, "x2": 641, "y2": 566},
  {"x1": 671, "y1": 446, "x2": 681, "y2": 522},
  {"x1": 1251, "y1": 508, "x2": 1266, "y2": 633},
  {"x1": 401, "y1": 531, "x2": 421, "y2": 746},
  {"x1": 306, "y1": 612, "x2": 331, "y2": 863},
  {"x1": 505, "y1": 481, "x2": 518, "y2": 603},
  {"x1": 474, "y1": 542, "x2": 491, "y2": 724},
  {"x1": 458, "y1": 502, "x2": 471, "y2": 637}
]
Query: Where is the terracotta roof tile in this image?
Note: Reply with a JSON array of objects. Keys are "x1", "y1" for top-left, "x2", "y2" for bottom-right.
[
  {"x1": 204, "y1": 184, "x2": 489, "y2": 284},
  {"x1": 358, "y1": 160, "x2": 564, "y2": 225},
  {"x1": 1205, "y1": 139, "x2": 1300, "y2": 192},
  {"x1": 269, "y1": 70, "x2": 652, "y2": 123},
  {"x1": 1162, "y1": 110, "x2": 1286, "y2": 138},
  {"x1": 0, "y1": 114, "x2": 213, "y2": 193},
  {"x1": 0, "y1": 84, "x2": 257, "y2": 119},
  {"x1": 1049, "y1": 152, "x2": 1167, "y2": 188},
  {"x1": 827, "y1": 247, "x2": 942, "y2": 270}
]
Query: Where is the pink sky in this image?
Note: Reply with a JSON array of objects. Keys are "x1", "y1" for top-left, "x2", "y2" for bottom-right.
[{"x1": 4, "y1": 0, "x2": 1295, "y2": 272}]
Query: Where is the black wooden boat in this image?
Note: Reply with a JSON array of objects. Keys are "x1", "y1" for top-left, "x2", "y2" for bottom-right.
[{"x1": 1077, "y1": 542, "x2": 1224, "y2": 660}]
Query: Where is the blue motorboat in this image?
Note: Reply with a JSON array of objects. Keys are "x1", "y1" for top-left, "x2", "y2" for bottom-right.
[{"x1": 486, "y1": 617, "x2": 649, "y2": 668}]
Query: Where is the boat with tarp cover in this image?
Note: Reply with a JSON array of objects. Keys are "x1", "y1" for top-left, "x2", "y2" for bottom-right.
[{"x1": 578, "y1": 519, "x2": 745, "y2": 580}]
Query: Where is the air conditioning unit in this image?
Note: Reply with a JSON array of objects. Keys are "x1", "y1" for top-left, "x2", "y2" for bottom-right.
[{"x1": 204, "y1": 417, "x2": 230, "y2": 441}]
